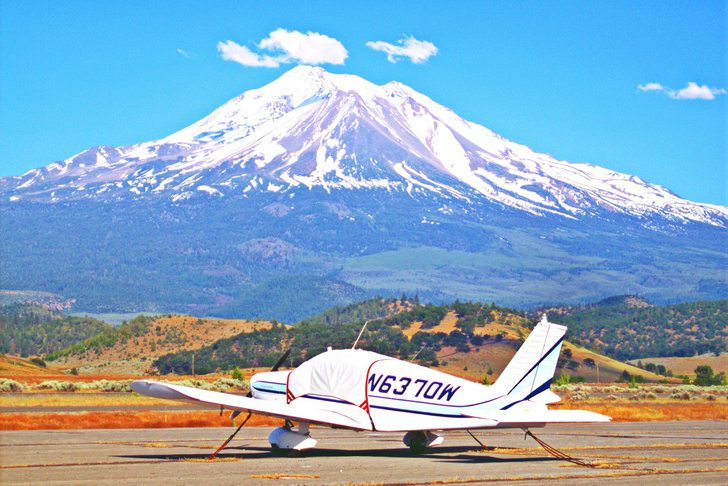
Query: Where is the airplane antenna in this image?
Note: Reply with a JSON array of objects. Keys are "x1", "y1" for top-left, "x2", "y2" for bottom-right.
[
  {"x1": 411, "y1": 344, "x2": 427, "y2": 361},
  {"x1": 352, "y1": 320, "x2": 369, "y2": 349}
]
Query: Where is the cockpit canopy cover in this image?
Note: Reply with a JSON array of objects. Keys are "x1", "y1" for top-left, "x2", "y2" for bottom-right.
[{"x1": 286, "y1": 349, "x2": 392, "y2": 406}]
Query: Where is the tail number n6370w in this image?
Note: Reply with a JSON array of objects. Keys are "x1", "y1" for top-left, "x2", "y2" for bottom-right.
[{"x1": 368, "y1": 374, "x2": 460, "y2": 401}]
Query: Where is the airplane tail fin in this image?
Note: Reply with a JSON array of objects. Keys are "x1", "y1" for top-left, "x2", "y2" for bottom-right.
[{"x1": 492, "y1": 315, "x2": 566, "y2": 406}]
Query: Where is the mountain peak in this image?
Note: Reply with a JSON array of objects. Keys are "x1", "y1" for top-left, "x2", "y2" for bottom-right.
[
  {"x1": 3, "y1": 68, "x2": 727, "y2": 227},
  {"x1": 281, "y1": 64, "x2": 327, "y2": 77}
]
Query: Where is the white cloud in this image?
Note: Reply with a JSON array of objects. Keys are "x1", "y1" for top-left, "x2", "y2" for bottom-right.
[
  {"x1": 217, "y1": 40, "x2": 281, "y2": 67},
  {"x1": 668, "y1": 82, "x2": 727, "y2": 100},
  {"x1": 176, "y1": 48, "x2": 193, "y2": 59},
  {"x1": 366, "y1": 36, "x2": 438, "y2": 64},
  {"x1": 637, "y1": 81, "x2": 726, "y2": 100},
  {"x1": 217, "y1": 29, "x2": 347, "y2": 68},
  {"x1": 259, "y1": 29, "x2": 348, "y2": 65},
  {"x1": 637, "y1": 82, "x2": 663, "y2": 92}
]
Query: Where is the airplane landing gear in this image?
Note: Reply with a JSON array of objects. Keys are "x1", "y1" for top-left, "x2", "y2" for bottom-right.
[
  {"x1": 403, "y1": 431, "x2": 444, "y2": 452},
  {"x1": 268, "y1": 422, "x2": 318, "y2": 451}
]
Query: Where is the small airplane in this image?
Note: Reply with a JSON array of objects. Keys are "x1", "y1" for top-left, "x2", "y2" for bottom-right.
[{"x1": 132, "y1": 315, "x2": 610, "y2": 452}]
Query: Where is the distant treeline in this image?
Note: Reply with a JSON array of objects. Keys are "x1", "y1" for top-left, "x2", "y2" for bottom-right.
[
  {"x1": 0, "y1": 304, "x2": 112, "y2": 357},
  {"x1": 548, "y1": 296, "x2": 727, "y2": 360}
]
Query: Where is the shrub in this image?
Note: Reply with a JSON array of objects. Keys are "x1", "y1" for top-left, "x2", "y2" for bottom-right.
[
  {"x1": 554, "y1": 372, "x2": 573, "y2": 386},
  {"x1": 34, "y1": 381, "x2": 79, "y2": 392},
  {"x1": 30, "y1": 357, "x2": 47, "y2": 368},
  {"x1": 230, "y1": 367, "x2": 244, "y2": 381},
  {"x1": 79, "y1": 380, "x2": 132, "y2": 392},
  {"x1": 211, "y1": 378, "x2": 247, "y2": 392},
  {"x1": 570, "y1": 391, "x2": 590, "y2": 402},
  {"x1": 0, "y1": 379, "x2": 24, "y2": 392},
  {"x1": 670, "y1": 391, "x2": 691, "y2": 400},
  {"x1": 693, "y1": 366, "x2": 726, "y2": 386}
]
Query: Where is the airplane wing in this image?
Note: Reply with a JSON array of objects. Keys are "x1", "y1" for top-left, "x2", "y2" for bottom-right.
[
  {"x1": 131, "y1": 380, "x2": 371, "y2": 430},
  {"x1": 462, "y1": 408, "x2": 611, "y2": 425}
]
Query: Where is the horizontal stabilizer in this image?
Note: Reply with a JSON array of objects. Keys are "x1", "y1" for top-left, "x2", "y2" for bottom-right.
[
  {"x1": 462, "y1": 408, "x2": 611, "y2": 424},
  {"x1": 529, "y1": 390, "x2": 561, "y2": 404}
]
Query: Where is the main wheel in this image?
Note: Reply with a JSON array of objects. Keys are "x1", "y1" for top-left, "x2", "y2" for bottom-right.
[{"x1": 406, "y1": 431, "x2": 428, "y2": 453}]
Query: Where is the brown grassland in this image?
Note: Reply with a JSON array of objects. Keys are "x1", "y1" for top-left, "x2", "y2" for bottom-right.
[
  {"x1": 0, "y1": 411, "x2": 282, "y2": 430},
  {"x1": 629, "y1": 353, "x2": 728, "y2": 377},
  {"x1": 2, "y1": 384, "x2": 725, "y2": 430},
  {"x1": 570, "y1": 402, "x2": 727, "y2": 422},
  {"x1": 1, "y1": 400, "x2": 725, "y2": 431}
]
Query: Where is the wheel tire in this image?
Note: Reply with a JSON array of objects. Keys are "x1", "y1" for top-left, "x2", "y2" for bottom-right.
[{"x1": 407, "y1": 431, "x2": 428, "y2": 453}]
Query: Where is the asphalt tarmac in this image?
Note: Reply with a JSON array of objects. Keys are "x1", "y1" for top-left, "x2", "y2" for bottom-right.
[{"x1": 1, "y1": 421, "x2": 726, "y2": 485}]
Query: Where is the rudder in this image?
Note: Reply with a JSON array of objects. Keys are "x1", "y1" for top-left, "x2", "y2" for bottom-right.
[{"x1": 492, "y1": 315, "x2": 566, "y2": 404}]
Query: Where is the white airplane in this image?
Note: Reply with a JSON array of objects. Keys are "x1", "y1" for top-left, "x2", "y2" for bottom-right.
[{"x1": 132, "y1": 316, "x2": 610, "y2": 452}]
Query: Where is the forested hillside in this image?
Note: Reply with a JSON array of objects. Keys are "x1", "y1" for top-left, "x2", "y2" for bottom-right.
[
  {"x1": 153, "y1": 300, "x2": 529, "y2": 374},
  {"x1": 152, "y1": 298, "x2": 665, "y2": 383},
  {"x1": 45, "y1": 314, "x2": 157, "y2": 361},
  {"x1": 0, "y1": 304, "x2": 112, "y2": 357},
  {"x1": 545, "y1": 296, "x2": 727, "y2": 360},
  {"x1": 45, "y1": 314, "x2": 273, "y2": 374}
]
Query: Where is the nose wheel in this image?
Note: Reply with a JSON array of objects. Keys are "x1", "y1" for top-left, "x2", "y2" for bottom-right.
[{"x1": 268, "y1": 422, "x2": 318, "y2": 451}]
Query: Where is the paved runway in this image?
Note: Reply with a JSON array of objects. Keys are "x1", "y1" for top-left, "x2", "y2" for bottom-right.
[{"x1": 1, "y1": 421, "x2": 726, "y2": 485}]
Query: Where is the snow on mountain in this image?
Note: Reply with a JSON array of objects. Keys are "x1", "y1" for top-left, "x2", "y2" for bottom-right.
[{"x1": 3, "y1": 65, "x2": 726, "y2": 227}]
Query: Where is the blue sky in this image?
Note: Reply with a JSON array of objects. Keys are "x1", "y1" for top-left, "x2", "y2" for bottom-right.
[{"x1": 1, "y1": 1, "x2": 725, "y2": 204}]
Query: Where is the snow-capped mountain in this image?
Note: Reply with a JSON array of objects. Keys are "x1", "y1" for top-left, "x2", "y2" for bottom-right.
[{"x1": 3, "y1": 66, "x2": 726, "y2": 227}]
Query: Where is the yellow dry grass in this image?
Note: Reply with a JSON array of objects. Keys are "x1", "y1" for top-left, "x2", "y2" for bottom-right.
[
  {"x1": 471, "y1": 322, "x2": 522, "y2": 340},
  {"x1": 426, "y1": 310, "x2": 459, "y2": 334},
  {"x1": 562, "y1": 342, "x2": 673, "y2": 383},
  {"x1": 435, "y1": 343, "x2": 519, "y2": 381},
  {"x1": 552, "y1": 401, "x2": 728, "y2": 421},
  {"x1": 2, "y1": 392, "x2": 724, "y2": 430},
  {"x1": 403, "y1": 320, "x2": 422, "y2": 338},
  {"x1": 0, "y1": 355, "x2": 65, "y2": 381},
  {"x1": 0, "y1": 411, "x2": 283, "y2": 430},
  {"x1": 630, "y1": 353, "x2": 728, "y2": 377},
  {"x1": 0, "y1": 393, "x2": 172, "y2": 408}
]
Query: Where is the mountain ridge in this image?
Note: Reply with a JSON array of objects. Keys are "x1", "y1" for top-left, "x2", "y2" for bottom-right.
[{"x1": 3, "y1": 66, "x2": 726, "y2": 227}]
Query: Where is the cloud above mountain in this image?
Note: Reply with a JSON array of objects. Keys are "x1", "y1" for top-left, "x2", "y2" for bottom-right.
[
  {"x1": 638, "y1": 81, "x2": 726, "y2": 100},
  {"x1": 366, "y1": 36, "x2": 438, "y2": 63},
  {"x1": 218, "y1": 29, "x2": 348, "y2": 68}
]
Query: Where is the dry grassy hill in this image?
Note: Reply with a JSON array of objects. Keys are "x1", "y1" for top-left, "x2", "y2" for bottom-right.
[
  {"x1": 629, "y1": 352, "x2": 728, "y2": 378},
  {"x1": 0, "y1": 355, "x2": 62, "y2": 383},
  {"x1": 395, "y1": 310, "x2": 671, "y2": 383},
  {"x1": 53, "y1": 315, "x2": 272, "y2": 375}
]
